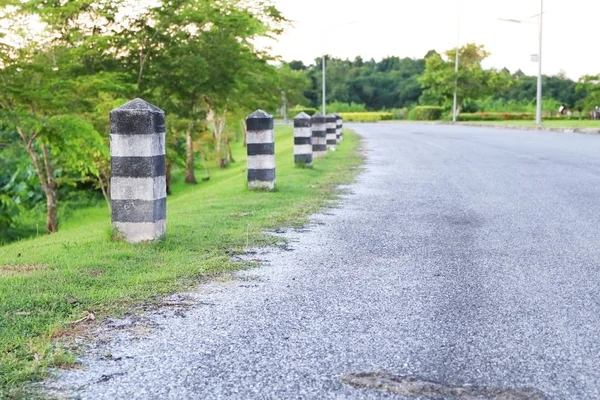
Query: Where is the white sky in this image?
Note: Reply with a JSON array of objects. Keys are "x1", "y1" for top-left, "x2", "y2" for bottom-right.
[{"x1": 261, "y1": 0, "x2": 599, "y2": 80}]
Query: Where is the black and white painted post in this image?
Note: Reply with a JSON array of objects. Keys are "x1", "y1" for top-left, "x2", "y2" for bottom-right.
[
  {"x1": 293, "y1": 112, "x2": 312, "y2": 166},
  {"x1": 326, "y1": 114, "x2": 337, "y2": 151},
  {"x1": 246, "y1": 110, "x2": 275, "y2": 191},
  {"x1": 110, "y1": 98, "x2": 167, "y2": 243},
  {"x1": 311, "y1": 113, "x2": 327, "y2": 158},
  {"x1": 336, "y1": 113, "x2": 343, "y2": 144}
]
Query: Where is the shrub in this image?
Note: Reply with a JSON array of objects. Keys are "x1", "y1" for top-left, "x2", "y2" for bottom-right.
[
  {"x1": 456, "y1": 112, "x2": 534, "y2": 121},
  {"x1": 327, "y1": 102, "x2": 368, "y2": 113},
  {"x1": 408, "y1": 106, "x2": 444, "y2": 121},
  {"x1": 289, "y1": 105, "x2": 317, "y2": 116},
  {"x1": 385, "y1": 107, "x2": 409, "y2": 120},
  {"x1": 339, "y1": 112, "x2": 394, "y2": 122}
]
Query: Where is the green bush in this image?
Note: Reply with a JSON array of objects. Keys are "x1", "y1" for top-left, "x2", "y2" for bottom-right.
[
  {"x1": 327, "y1": 102, "x2": 368, "y2": 113},
  {"x1": 385, "y1": 107, "x2": 409, "y2": 120},
  {"x1": 289, "y1": 105, "x2": 317, "y2": 116},
  {"x1": 408, "y1": 106, "x2": 444, "y2": 121},
  {"x1": 457, "y1": 112, "x2": 534, "y2": 121},
  {"x1": 339, "y1": 112, "x2": 394, "y2": 122}
]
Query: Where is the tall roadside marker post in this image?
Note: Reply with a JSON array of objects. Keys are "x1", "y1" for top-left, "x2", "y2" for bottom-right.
[
  {"x1": 293, "y1": 112, "x2": 313, "y2": 167},
  {"x1": 246, "y1": 110, "x2": 276, "y2": 191},
  {"x1": 325, "y1": 114, "x2": 337, "y2": 151},
  {"x1": 110, "y1": 98, "x2": 167, "y2": 243},
  {"x1": 335, "y1": 113, "x2": 343, "y2": 144},
  {"x1": 311, "y1": 113, "x2": 327, "y2": 158}
]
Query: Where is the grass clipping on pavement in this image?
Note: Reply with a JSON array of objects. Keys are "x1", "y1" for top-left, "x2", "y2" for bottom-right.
[{"x1": 0, "y1": 126, "x2": 363, "y2": 395}]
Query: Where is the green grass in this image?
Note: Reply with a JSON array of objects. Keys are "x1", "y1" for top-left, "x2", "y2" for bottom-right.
[
  {"x1": 0, "y1": 127, "x2": 362, "y2": 397},
  {"x1": 462, "y1": 120, "x2": 600, "y2": 129}
]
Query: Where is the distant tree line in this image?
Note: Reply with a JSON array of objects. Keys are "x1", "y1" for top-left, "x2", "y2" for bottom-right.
[{"x1": 286, "y1": 44, "x2": 599, "y2": 115}]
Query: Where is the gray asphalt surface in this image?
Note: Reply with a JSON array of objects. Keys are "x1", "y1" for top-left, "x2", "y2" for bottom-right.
[{"x1": 46, "y1": 123, "x2": 600, "y2": 399}]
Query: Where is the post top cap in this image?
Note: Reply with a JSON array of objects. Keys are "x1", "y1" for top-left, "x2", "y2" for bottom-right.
[
  {"x1": 294, "y1": 112, "x2": 311, "y2": 120},
  {"x1": 112, "y1": 98, "x2": 164, "y2": 113},
  {"x1": 311, "y1": 113, "x2": 325, "y2": 123},
  {"x1": 247, "y1": 109, "x2": 272, "y2": 119}
]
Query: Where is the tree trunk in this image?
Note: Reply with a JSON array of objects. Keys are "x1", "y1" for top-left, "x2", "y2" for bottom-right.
[
  {"x1": 184, "y1": 123, "x2": 197, "y2": 184},
  {"x1": 41, "y1": 145, "x2": 58, "y2": 233},
  {"x1": 98, "y1": 175, "x2": 111, "y2": 212},
  {"x1": 242, "y1": 120, "x2": 247, "y2": 147},
  {"x1": 166, "y1": 162, "x2": 172, "y2": 195},
  {"x1": 226, "y1": 138, "x2": 235, "y2": 164},
  {"x1": 45, "y1": 188, "x2": 58, "y2": 233},
  {"x1": 18, "y1": 126, "x2": 59, "y2": 234}
]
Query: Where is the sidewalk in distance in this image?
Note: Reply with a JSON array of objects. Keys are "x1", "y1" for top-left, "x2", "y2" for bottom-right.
[{"x1": 447, "y1": 120, "x2": 600, "y2": 134}]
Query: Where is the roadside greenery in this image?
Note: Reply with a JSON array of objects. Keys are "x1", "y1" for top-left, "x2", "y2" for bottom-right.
[
  {"x1": 0, "y1": 0, "x2": 305, "y2": 242},
  {"x1": 286, "y1": 44, "x2": 600, "y2": 122}
]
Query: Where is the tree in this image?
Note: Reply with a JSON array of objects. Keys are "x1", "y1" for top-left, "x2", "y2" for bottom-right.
[
  {"x1": 0, "y1": 1, "x2": 129, "y2": 232},
  {"x1": 576, "y1": 75, "x2": 600, "y2": 112},
  {"x1": 418, "y1": 43, "x2": 512, "y2": 113}
]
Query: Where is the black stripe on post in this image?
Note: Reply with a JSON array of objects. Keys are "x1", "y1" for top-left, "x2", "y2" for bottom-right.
[
  {"x1": 312, "y1": 130, "x2": 326, "y2": 137},
  {"x1": 111, "y1": 198, "x2": 167, "y2": 223},
  {"x1": 294, "y1": 119, "x2": 311, "y2": 128},
  {"x1": 111, "y1": 155, "x2": 166, "y2": 178},
  {"x1": 312, "y1": 144, "x2": 327, "y2": 151},
  {"x1": 327, "y1": 138, "x2": 337, "y2": 145},
  {"x1": 110, "y1": 100, "x2": 165, "y2": 136},
  {"x1": 248, "y1": 168, "x2": 276, "y2": 182},
  {"x1": 295, "y1": 154, "x2": 312, "y2": 164},
  {"x1": 246, "y1": 109, "x2": 274, "y2": 131},
  {"x1": 311, "y1": 114, "x2": 325, "y2": 124},
  {"x1": 247, "y1": 143, "x2": 275, "y2": 156},
  {"x1": 294, "y1": 137, "x2": 312, "y2": 145}
]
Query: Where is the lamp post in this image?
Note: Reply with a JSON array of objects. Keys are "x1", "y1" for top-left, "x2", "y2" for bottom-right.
[
  {"x1": 536, "y1": 0, "x2": 544, "y2": 126},
  {"x1": 322, "y1": 54, "x2": 326, "y2": 115},
  {"x1": 319, "y1": 20, "x2": 356, "y2": 116},
  {"x1": 452, "y1": 1, "x2": 461, "y2": 122},
  {"x1": 499, "y1": 0, "x2": 544, "y2": 125}
]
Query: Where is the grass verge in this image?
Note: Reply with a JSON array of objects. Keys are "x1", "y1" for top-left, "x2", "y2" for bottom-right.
[{"x1": 0, "y1": 127, "x2": 363, "y2": 397}]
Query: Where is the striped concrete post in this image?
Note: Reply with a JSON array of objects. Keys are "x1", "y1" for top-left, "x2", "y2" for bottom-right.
[
  {"x1": 110, "y1": 98, "x2": 166, "y2": 243},
  {"x1": 246, "y1": 110, "x2": 275, "y2": 191},
  {"x1": 336, "y1": 113, "x2": 343, "y2": 143},
  {"x1": 326, "y1": 114, "x2": 337, "y2": 151},
  {"x1": 311, "y1": 113, "x2": 327, "y2": 158},
  {"x1": 293, "y1": 112, "x2": 312, "y2": 166}
]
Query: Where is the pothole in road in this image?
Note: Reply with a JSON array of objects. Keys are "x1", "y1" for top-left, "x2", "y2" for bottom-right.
[{"x1": 341, "y1": 372, "x2": 546, "y2": 399}]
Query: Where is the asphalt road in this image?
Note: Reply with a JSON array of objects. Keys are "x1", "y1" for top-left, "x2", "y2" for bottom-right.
[{"x1": 46, "y1": 124, "x2": 600, "y2": 399}]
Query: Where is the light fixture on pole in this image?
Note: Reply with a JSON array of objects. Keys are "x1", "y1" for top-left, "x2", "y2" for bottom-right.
[
  {"x1": 498, "y1": 0, "x2": 544, "y2": 126},
  {"x1": 320, "y1": 20, "x2": 356, "y2": 116}
]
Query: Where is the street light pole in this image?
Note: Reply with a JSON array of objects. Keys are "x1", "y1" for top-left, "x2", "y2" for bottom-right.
[
  {"x1": 536, "y1": 0, "x2": 544, "y2": 125},
  {"x1": 452, "y1": 4, "x2": 461, "y2": 122},
  {"x1": 322, "y1": 54, "x2": 326, "y2": 115},
  {"x1": 498, "y1": 0, "x2": 544, "y2": 126}
]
